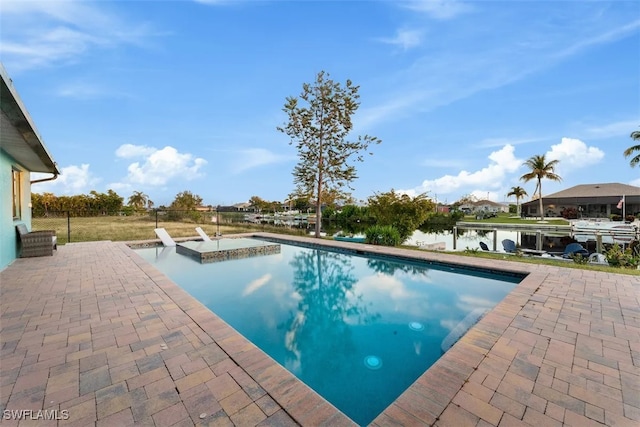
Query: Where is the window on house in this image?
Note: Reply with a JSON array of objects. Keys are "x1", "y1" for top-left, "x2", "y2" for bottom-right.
[{"x1": 12, "y1": 168, "x2": 22, "y2": 219}]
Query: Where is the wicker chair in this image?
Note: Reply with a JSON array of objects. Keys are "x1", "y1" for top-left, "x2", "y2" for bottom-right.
[{"x1": 16, "y1": 224, "x2": 57, "y2": 257}]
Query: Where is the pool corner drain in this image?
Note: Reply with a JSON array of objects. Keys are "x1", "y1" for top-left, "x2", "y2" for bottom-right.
[{"x1": 364, "y1": 355, "x2": 382, "y2": 370}]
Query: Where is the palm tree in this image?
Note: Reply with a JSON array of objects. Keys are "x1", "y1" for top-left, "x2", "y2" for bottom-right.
[
  {"x1": 128, "y1": 191, "x2": 149, "y2": 212},
  {"x1": 520, "y1": 154, "x2": 562, "y2": 220},
  {"x1": 507, "y1": 186, "x2": 528, "y2": 217},
  {"x1": 624, "y1": 129, "x2": 640, "y2": 167}
]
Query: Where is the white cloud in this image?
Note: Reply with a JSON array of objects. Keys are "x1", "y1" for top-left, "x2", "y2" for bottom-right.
[
  {"x1": 0, "y1": 0, "x2": 158, "y2": 71},
  {"x1": 352, "y1": 273, "x2": 432, "y2": 318},
  {"x1": 243, "y1": 274, "x2": 272, "y2": 296},
  {"x1": 0, "y1": 28, "x2": 98, "y2": 71},
  {"x1": 358, "y1": 9, "x2": 639, "y2": 132},
  {"x1": 354, "y1": 273, "x2": 411, "y2": 300},
  {"x1": 421, "y1": 158, "x2": 463, "y2": 168},
  {"x1": 55, "y1": 82, "x2": 132, "y2": 100},
  {"x1": 551, "y1": 19, "x2": 640, "y2": 62},
  {"x1": 583, "y1": 119, "x2": 639, "y2": 139},
  {"x1": 400, "y1": 144, "x2": 522, "y2": 197},
  {"x1": 355, "y1": 93, "x2": 425, "y2": 131},
  {"x1": 115, "y1": 144, "x2": 157, "y2": 158},
  {"x1": 116, "y1": 144, "x2": 207, "y2": 186},
  {"x1": 630, "y1": 177, "x2": 640, "y2": 187},
  {"x1": 478, "y1": 136, "x2": 544, "y2": 148},
  {"x1": 231, "y1": 148, "x2": 293, "y2": 174},
  {"x1": 546, "y1": 137, "x2": 604, "y2": 172},
  {"x1": 107, "y1": 181, "x2": 132, "y2": 192},
  {"x1": 402, "y1": 0, "x2": 472, "y2": 20},
  {"x1": 31, "y1": 164, "x2": 100, "y2": 195},
  {"x1": 378, "y1": 28, "x2": 424, "y2": 50}
]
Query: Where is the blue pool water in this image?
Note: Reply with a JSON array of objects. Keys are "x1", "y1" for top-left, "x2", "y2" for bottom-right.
[{"x1": 136, "y1": 239, "x2": 522, "y2": 425}]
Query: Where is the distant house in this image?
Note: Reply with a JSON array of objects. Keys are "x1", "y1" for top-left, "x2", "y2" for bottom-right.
[
  {"x1": 1, "y1": 64, "x2": 60, "y2": 269},
  {"x1": 521, "y1": 183, "x2": 640, "y2": 219},
  {"x1": 232, "y1": 202, "x2": 254, "y2": 212},
  {"x1": 460, "y1": 200, "x2": 508, "y2": 214}
]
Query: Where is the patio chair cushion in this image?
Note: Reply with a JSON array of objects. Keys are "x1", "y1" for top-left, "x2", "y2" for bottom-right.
[
  {"x1": 502, "y1": 239, "x2": 517, "y2": 253},
  {"x1": 16, "y1": 224, "x2": 57, "y2": 257}
]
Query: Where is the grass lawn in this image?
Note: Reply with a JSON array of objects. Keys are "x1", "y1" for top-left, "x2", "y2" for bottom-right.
[
  {"x1": 451, "y1": 249, "x2": 640, "y2": 275},
  {"x1": 32, "y1": 215, "x2": 308, "y2": 244},
  {"x1": 461, "y1": 213, "x2": 570, "y2": 226}
]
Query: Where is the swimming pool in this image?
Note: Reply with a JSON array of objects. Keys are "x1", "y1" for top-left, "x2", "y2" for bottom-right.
[{"x1": 136, "y1": 239, "x2": 523, "y2": 425}]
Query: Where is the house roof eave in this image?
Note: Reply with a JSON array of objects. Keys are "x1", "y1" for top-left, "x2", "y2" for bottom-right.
[{"x1": 0, "y1": 63, "x2": 60, "y2": 174}]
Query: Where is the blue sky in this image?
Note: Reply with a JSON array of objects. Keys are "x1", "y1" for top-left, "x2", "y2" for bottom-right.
[{"x1": 2, "y1": 0, "x2": 639, "y2": 207}]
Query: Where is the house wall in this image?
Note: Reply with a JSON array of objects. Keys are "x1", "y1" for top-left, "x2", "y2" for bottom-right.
[
  {"x1": 0, "y1": 149, "x2": 32, "y2": 270},
  {"x1": 522, "y1": 197, "x2": 640, "y2": 219}
]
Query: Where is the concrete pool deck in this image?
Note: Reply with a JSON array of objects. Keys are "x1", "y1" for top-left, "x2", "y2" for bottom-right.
[{"x1": 0, "y1": 233, "x2": 638, "y2": 426}]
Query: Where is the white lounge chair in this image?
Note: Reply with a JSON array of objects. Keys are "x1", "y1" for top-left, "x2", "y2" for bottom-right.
[
  {"x1": 154, "y1": 228, "x2": 176, "y2": 247},
  {"x1": 195, "y1": 227, "x2": 212, "y2": 242}
]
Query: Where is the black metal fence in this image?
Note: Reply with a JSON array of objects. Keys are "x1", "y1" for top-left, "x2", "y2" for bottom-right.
[{"x1": 30, "y1": 209, "x2": 313, "y2": 244}]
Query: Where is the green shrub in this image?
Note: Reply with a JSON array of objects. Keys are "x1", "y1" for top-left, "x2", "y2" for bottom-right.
[
  {"x1": 571, "y1": 253, "x2": 588, "y2": 264},
  {"x1": 365, "y1": 225, "x2": 402, "y2": 246},
  {"x1": 561, "y1": 207, "x2": 578, "y2": 219},
  {"x1": 188, "y1": 210, "x2": 202, "y2": 223},
  {"x1": 367, "y1": 191, "x2": 434, "y2": 241},
  {"x1": 605, "y1": 244, "x2": 640, "y2": 269}
]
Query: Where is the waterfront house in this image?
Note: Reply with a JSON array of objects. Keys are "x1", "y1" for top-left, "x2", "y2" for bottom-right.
[{"x1": 520, "y1": 183, "x2": 640, "y2": 219}]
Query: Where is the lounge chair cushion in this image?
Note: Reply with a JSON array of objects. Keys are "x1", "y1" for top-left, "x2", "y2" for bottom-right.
[
  {"x1": 195, "y1": 227, "x2": 212, "y2": 242},
  {"x1": 154, "y1": 228, "x2": 177, "y2": 247},
  {"x1": 563, "y1": 243, "x2": 589, "y2": 258},
  {"x1": 501, "y1": 239, "x2": 517, "y2": 253}
]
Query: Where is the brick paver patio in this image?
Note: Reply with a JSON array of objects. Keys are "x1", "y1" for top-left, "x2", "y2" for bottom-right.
[{"x1": 1, "y1": 234, "x2": 638, "y2": 426}]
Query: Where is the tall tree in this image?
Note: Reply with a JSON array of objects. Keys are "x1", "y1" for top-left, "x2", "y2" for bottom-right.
[
  {"x1": 624, "y1": 129, "x2": 640, "y2": 167},
  {"x1": 520, "y1": 155, "x2": 561, "y2": 220},
  {"x1": 367, "y1": 190, "x2": 434, "y2": 242},
  {"x1": 128, "y1": 191, "x2": 150, "y2": 212},
  {"x1": 105, "y1": 189, "x2": 124, "y2": 214},
  {"x1": 507, "y1": 186, "x2": 528, "y2": 217},
  {"x1": 170, "y1": 191, "x2": 202, "y2": 210},
  {"x1": 289, "y1": 195, "x2": 311, "y2": 212},
  {"x1": 249, "y1": 196, "x2": 269, "y2": 213},
  {"x1": 277, "y1": 71, "x2": 380, "y2": 237}
]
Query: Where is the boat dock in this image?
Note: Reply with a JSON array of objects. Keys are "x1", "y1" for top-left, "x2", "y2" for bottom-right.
[{"x1": 455, "y1": 221, "x2": 638, "y2": 252}]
